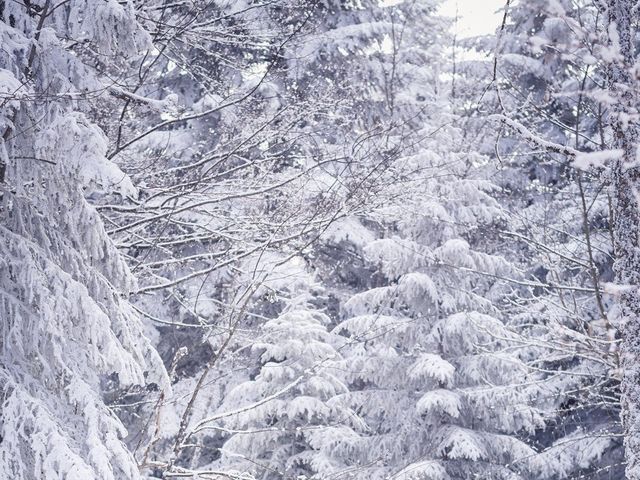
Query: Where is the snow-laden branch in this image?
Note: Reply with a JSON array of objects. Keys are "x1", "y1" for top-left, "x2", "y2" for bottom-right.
[
  {"x1": 489, "y1": 114, "x2": 580, "y2": 157},
  {"x1": 189, "y1": 374, "x2": 306, "y2": 434}
]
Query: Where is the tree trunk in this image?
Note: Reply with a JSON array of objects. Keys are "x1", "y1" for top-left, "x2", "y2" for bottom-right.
[{"x1": 608, "y1": 1, "x2": 640, "y2": 477}]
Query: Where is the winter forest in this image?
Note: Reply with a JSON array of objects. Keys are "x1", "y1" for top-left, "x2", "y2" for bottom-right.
[{"x1": 6, "y1": 0, "x2": 640, "y2": 479}]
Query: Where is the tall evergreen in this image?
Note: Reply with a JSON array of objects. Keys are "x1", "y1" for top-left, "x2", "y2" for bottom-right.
[{"x1": 0, "y1": 2, "x2": 167, "y2": 478}]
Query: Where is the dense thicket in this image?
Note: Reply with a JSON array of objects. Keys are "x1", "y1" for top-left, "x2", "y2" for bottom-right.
[
  {"x1": 2, "y1": 1, "x2": 640, "y2": 479},
  {"x1": 485, "y1": 1, "x2": 623, "y2": 477}
]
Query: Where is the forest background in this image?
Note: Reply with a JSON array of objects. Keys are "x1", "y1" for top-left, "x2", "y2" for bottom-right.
[{"x1": 1, "y1": 1, "x2": 639, "y2": 479}]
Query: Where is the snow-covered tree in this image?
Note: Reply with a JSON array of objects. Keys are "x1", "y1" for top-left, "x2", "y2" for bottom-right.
[
  {"x1": 479, "y1": 0, "x2": 637, "y2": 476},
  {"x1": 0, "y1": 2, "x2": 167, "y2": 479},
  {"x1": 319, "y1": 119, "x2": 551, "y2": 479},
  {"x1": 603, "y1": 1, "x2": 640, "y2": 477},
  {"x1": 205, "y1": 294, "x2": 358, "y2": 479}
]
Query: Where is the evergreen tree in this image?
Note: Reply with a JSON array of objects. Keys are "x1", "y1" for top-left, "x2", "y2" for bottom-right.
[
  {"x1": 208, "y1": 293, "x2": 357, "y2": 479},
  {"x1": 0, "y1": 2, "x2": 167, "y2": 478},
  {"x1": 323, "y1": 122, "x2": 547, "y2": 479}
]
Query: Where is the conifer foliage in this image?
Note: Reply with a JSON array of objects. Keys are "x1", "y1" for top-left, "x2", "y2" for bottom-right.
[
  {"x1": 0, "y1": 2, "x2": 166, "y2": 479},
  {"x1": 3, "y1": 1, "x2": 640, "y2": 479}
]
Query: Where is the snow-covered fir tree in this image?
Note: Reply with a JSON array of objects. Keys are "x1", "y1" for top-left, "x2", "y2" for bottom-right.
[
  {"x1": 319, "y1": 121, "x2": 550, "y2": 480},
  {"x1": 202, "y1": 286, "x2": 358, "y2": 479},
  {"x1": 0, "y1": 2, "x2": 167, "y2": 479}
]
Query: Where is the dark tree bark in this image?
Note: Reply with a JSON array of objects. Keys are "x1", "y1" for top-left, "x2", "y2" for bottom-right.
[{"x1": 607, "y1": 1, "x2": 640, "y2": 477}]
